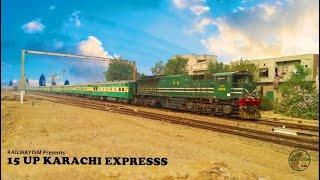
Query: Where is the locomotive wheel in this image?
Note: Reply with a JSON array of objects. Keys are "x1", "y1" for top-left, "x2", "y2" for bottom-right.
[
  {"x1": 186, "y1": 102, "x2": 194, "y2": 111},
  {"x1": 150, "y1": 99, "x2": 157, "y2": 107},
  {"x1": 160, "y1": 98, "x2": 169, "y2": 108},
  {"x1": 133, "y1": 97, "x2": 138, "y2": 105},
  {"x1": 223, "y1": 105, "x2": 233, "y2": 114}
]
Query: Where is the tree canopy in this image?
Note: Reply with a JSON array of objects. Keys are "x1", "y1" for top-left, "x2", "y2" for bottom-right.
[
  {"x1": 229, "y1": 59, "x2": 259, "y2": 81},
  {"x1": 150, "y1": 60, "x2": 165, "y2": 75},
  {"x1": 208, "y1": 62, "x2": 230, "y2": 74},
  {"x1": 137, "y1": 72, "x2": 147, "y2": 79},
  {"x1": 163, "y1": 56, "x2": 188, "y2": 75},
  {"x1": 275, "y1": 64, "x2": 318, "y2": 119},
  {"x1": 279, "y1": 64, "x2": 314, "y2": 94},
  {"x1": 105, "y1": 60, "x2": 133, "y2": 81}
]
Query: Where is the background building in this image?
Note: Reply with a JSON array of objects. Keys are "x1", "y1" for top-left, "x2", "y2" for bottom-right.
[
  {"x1": 172, "y1": 54, "x2": 217, "y2": 75},
  {"x1": 246, "y1": 54, "x2": 319, "y2": 100}
]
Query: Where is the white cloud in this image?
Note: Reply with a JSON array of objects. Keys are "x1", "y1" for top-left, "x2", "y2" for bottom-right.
[
  {"x1": 27, "y1": 79, "x2": 38, "y2": 87},
  {"x1": 233, "y1": 6, "x2": 245, "y2": 13},
  {"x1": 49, "y1": 5, "x2": 56, "y2": 10},
  {"x1": 113, "y1": 53, "x2": 121, "y2": 59},
  {"x1": 21, "y1": 19, "x2": 45, "y2": 34},
  {"x1": 78, "y1": 36, "x2": 113, "y2": 60},
  {"x1": 54, "y1": 40, "x2": 64, "y2": 49},
  {"x1": 193, "y1": 17, "x2": 213, "y2": 33},
  {"x1": 258, "y1": 4, "x2": 276, "y2": 19},
  {"x1": 172, "y1": 0, "x2": 207, "y2": 9},
  {"x1": 201, "y1": 0, "x2": 319, "y2": 60},
  {"x1": 12, "y1": 79, "x2": 18, "y2": 84},
  {"x1": 190, "y1": 5, "x2": 210, "y2": 16},
  {"x1": 73, "y1": 36, "x2": 123, "y2": 81},
  {"x1": 172, "y1": 0, "x2": 187, "y2": 8},
  {"x1": 69, "y1": 10, "x2": 81, "y2": 27}
]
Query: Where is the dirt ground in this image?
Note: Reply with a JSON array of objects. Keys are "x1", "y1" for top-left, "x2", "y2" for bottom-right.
[{"x1": 1, "y1": 93, "x2": 319, "y2": 179}]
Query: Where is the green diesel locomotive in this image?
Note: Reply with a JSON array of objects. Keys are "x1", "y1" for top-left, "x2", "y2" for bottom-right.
[
  {"x1": 27, "y1": 71, "x2": 261, "y2": 120},
  {"x1": 135, "y1": 71, "x2": 261, "y2": 119}
]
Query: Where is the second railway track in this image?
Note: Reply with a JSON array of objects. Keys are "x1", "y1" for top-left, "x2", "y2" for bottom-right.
[{"x1": 27, "y1": 92, "x2": 319, "y2": 151}]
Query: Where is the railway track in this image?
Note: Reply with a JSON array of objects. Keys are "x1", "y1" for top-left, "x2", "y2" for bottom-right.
[
  {"x1": 5, "y1": 91, "x2": 320, "y2": 133},
  {"x1": 27, "y1": 92, "x2": 319, "y2": 151},
  {"x1": 27, "y1": 92, "x2": 319, "y2": 133}
]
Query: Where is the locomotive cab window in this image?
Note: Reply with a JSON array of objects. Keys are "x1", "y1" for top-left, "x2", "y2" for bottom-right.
[
  {"x1": 232, "y1": 75, "x2": 252, "y2": 88},
  {"x1": 193, "y1": 75, "x2": 205, "y2": 80},
  {"x1": 216, "y1": 76, "x2": 228, "y2": 84}
]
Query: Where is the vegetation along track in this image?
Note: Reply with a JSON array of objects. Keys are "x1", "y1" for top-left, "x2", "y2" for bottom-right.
[{"x1": 27, "y1": 92, "x2": 319, "y2": 151}]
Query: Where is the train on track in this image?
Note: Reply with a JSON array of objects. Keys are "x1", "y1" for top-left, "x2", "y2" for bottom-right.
[{"x1": 27, "y1": 71, "x2": 261, "y2": 120}]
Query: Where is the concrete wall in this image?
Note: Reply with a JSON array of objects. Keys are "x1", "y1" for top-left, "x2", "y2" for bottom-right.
[
  {"x1": 173, "y1": 54, "x2": 217, "y2": 75},
  {"x1": 249, "y1": 54, "x2": 318, "y2": 83},
  {"x1": 236, "y1": 54, "x2": 319, "y2": 101}
]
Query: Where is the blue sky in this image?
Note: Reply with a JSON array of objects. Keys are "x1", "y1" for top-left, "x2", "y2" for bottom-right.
[{"x1": 1, "y1": 0, "x2": 318, "y2": 85}]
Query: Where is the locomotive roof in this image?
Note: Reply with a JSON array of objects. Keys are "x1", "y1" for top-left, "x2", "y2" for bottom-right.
[
  {"x1": 214, "y1": 71, "x2": 252, "y2": 76},
  {"x1": 139, "y1": 71, "x2": 252, "y2": 79}
]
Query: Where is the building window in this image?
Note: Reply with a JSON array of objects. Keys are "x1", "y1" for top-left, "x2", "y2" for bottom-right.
[
  {"x1": 259, "y1": 68, "x2": 269, "y2": 77},
  {"x1": 282, "y1": 66, "x2": 288, "y2": 75},
  {"x1": 197, "y1": 59, "x2": 206, "y2": 63},
  {"x1": 305, "y1": 65, "x2": 308, "y2": 68}
]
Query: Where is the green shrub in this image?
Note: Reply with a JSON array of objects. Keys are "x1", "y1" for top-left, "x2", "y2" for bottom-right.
[
  {"x1": 273, "y1": 64, "x2": 319, "y2": 120},
  {"x1": 260, "y1": 96, "x2": 273, "y2": 111},
  {"x1": 275, "y1": 87, "x2": 319, "y2": 119}
]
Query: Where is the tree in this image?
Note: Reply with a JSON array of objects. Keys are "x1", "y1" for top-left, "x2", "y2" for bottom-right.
[
  {"x1": 275, "y1": 64, "x2": 318, "y2": 119},
  {"x1": 150, "y1": 61, "x2": 165, "y2": 75},
  {"x1": 208, "y1": 61, "x2": 227, "y2": 74},
  {"x1": 8, "y1": 80, "x2": 13, "y2": 86},
  {"x1": 230, "y1": 58, "x2": 259, "y2": 81},
  {"x1": 164, "y1": 56, "x2": 188, "y2": 75},
  {"x1": 137, "y1": 72, "x2": 147, "y2": 79},
  {"x1": 105, "y1": 60, "x2": 133, "y2": 81},
  {"x1": 64, "y1": 80, "x2": 70, "y2": 85},
  {"x1": 39, "y1": 74, "x2": 46, "y2": 86},
  {"x1": 279, "y1": 64, "x2": 314, "y2": 94}
]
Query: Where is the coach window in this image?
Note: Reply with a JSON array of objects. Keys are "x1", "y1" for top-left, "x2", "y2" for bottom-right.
[
  {"x1": 122, "y1": 88, "x2": 124, "y2": 91},
  {"x1": 118, "y1": 87, "x2": 121, "y2": 92}
]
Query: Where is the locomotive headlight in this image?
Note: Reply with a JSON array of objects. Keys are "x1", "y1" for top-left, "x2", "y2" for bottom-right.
[{"x1": 227, "y1": 93, "x2": 230, "y2": 96}]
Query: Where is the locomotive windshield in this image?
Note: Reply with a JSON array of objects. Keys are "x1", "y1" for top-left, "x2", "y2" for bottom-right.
[{"x1": 232, "y1": 74, "x2": 252, "y2": 88}]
